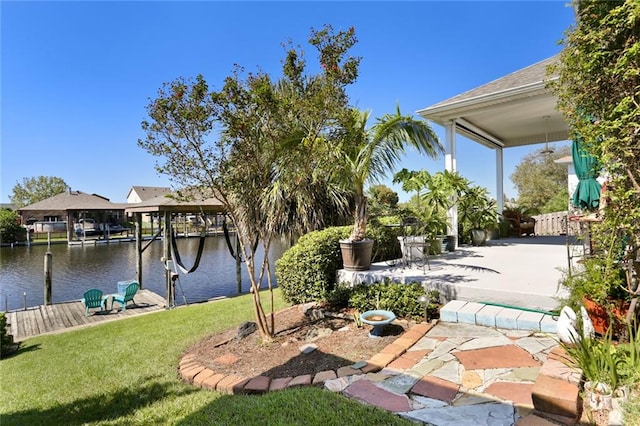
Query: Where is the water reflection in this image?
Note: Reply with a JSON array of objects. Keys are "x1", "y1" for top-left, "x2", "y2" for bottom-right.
[{"x1": 0, "y1": 236, "x2": 287, "y2": 311}]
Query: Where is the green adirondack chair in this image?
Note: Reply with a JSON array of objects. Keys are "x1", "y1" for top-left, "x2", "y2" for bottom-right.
[
  {"x1": 112, "y1": 281, "x2": 139, "y2": 311},
  {"x1": 81, "y1": 288, "x2": 109, "y2": 317}
]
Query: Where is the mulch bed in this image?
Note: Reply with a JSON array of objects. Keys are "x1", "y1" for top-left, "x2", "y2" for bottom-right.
[{"x1": 185, "y1": 304, "x2": 411, "y2": 379}]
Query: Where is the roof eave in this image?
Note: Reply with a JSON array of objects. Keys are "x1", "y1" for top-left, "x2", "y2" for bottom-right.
[{"x1": 417, "y1": 78, "x2": 557, "y2": 125}]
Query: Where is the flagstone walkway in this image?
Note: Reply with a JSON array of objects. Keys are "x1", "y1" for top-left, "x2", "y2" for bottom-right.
[{"x1": 326, "y1": 322, "x2": 571, "y2": 426}]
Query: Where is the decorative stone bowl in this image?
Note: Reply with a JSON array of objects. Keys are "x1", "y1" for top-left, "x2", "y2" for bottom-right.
[{"x1": 360, "y1": 310, "x2": 396, "y2": 337}]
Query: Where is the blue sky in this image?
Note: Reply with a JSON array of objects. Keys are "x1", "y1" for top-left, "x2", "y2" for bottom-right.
[{"x1": 1, "y1": 1, "x2": 575, "y2": 204}]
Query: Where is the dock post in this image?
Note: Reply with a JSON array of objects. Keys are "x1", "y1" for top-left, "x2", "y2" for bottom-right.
[{"x1": 44, "y1": 252, "x2": 52, "y2": 305}]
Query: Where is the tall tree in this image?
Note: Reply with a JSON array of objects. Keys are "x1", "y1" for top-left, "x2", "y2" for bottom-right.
[
  {"x1": 10, "y1": 176, "x2": 69, "y2": 208},
  {"x1": 510, "y1": 145, "x2": 571, "y2": 212},
  {"x1": 367, "y1": 184, "x2": 399, "y2": 217},
  {"x1": 550, "y1": 0, "x2": 640, "y2": 324},
  {"x1": 139, "y1": 25, "x2": 359, "y2": 340}
]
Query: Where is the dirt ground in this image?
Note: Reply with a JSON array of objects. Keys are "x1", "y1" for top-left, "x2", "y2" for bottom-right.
[{"x1": 185, "y1": 305, "x2": 410, "y2": 379}]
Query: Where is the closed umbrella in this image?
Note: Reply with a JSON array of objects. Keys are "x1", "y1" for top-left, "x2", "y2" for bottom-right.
[{"x1": 572, "y1": 137, "x2": 601, "y2": 210}]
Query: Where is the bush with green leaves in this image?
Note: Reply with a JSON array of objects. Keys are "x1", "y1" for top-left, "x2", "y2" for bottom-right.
[
  {"x1": 276, "y1": 226, "x2": 351, "y2": 304},
  {"x1": 276, "y1": 223, "x2": 402, "y2": 304},
  {"x1": 0, "y1": 312, "x2": 14, "y2": 358},
  {"x1": 348, "y1": 280, "x2": 440, "y2": 321},
  {"x1": 562, "y1": 322, "x2": 639, "y2": 391},
  {"x1": 367, "y1": 218, "x2": 403, "y2": 262},
  {"x1": 0, "y1": 209, "x2": 26, "y2": 245},
  {"x1": 559, "y1": 257, "x2": 628, "y2": 313}
]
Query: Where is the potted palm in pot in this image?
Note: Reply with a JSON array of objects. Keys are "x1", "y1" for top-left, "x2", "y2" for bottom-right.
[
  {"x1": 337, "y1": 106, "x2": 442, "y2": 271},
  {"x1": 458, "y1": 185, "x2": 499, "y2": 246}
]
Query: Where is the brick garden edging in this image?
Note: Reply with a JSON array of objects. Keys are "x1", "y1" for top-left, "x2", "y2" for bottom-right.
[
  {"x1": 177, "y1": 322, "x2": 435, "y2": 395},
  {"x1": 531, "y1": 346, "x2": 583, "y2": 425}
]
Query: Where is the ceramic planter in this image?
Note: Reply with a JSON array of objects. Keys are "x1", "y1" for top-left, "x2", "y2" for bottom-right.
[{"x1": 584, "y1": 381, "x2": 613, "y2": 411}]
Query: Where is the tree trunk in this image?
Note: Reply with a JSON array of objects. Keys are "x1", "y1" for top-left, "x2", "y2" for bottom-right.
[{"x1": 350, "y1": 194, "x2": 367, "y2": 241}]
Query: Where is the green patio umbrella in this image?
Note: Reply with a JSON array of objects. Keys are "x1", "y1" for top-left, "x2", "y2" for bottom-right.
[{"x1": 571, "y1": 137, "x2": 601, "y2": 210}]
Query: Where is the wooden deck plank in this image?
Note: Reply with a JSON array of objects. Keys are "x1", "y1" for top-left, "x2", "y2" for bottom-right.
[
  {"x1": 6, "y1": 312, "x2": 18, "y2": 339},
  {"x1": 7, "y1": 290, "x2": 166, "y2": 341},
  {"x1": 22, "y1": 309, "x2": 37, "y2": 337},
  {"x1": 43, "y1": 304, "x2": 63, "y2": 331},
  {"x1": 33, "y1": 307, "x2": 49, "y2": 335},
  {"x1": 57, "y1": 303, "x2": 76, "y2": 328}
]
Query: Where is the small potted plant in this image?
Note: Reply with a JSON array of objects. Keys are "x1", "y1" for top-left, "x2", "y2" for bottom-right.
[
  {"x1": 458, "y1": 185, "x2": 499, "y2": 246},
  {"x1": 561, "y1": 324, "x2": 639, "y2": 413},
  {"x1": 560, "y1": 256, "x2": 631, "y2": 336}
]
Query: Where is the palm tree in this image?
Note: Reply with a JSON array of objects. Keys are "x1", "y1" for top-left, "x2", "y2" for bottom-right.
[{"x1": 336, "y1": 106, "x2": 443, "y2": 242}]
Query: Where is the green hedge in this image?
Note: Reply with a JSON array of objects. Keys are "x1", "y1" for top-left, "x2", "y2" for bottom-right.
[
  {"x1": 347, "y1": 281, "x2": 440, "y2": 321},
  {"x1": 275, "y1": 223, "x2": 403, "y2": 304},
  {"x1": 0, "y1": 312, "x2": 14, "y2": 358}
]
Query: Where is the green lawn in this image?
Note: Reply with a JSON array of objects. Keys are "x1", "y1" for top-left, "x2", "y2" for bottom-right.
[{"x1": 0, "y1": 290, "x2": 413, "y2": 425}]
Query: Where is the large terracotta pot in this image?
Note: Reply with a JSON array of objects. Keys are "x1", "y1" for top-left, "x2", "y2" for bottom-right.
[
  {"x1": 582, "y1": 296, "x2": 629, "y2": 336},
  {"x1": 340, "y1": 239, "x2": 374, "y2": 271}
]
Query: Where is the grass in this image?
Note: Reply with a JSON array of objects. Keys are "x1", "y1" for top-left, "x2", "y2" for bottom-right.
[{"x1": 0, "y1": 289, "x2": 413, "y2": 425}]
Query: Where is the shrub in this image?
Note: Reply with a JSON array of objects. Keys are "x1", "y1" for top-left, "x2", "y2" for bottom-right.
[
  {"x1": 367, "y1": 219, "x2": 403, "y2": 262},
  {"x1": 0, "y1": 312, "x2": 15, "y2": 358},
  {"x1": 276, "y1": 226, "x2": 351, "y2": 304},
  {"x1": 348, "y1": 280, "x2": 440, "y2": 321},
  {"x1": 0, "y1": 209, "x2": 26, "y2": 244},
  {"x1": 275, "y1": 223, "x2": 403, "y2": 304}
]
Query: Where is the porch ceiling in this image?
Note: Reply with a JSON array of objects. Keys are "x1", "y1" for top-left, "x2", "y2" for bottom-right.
[{"x1": 417, "y1": 56, "x2": 570, "y2": 149}]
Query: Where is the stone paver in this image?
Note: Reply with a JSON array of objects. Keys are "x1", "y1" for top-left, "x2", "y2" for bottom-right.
[
  {"x1": 485, "y1": 382, "x2": 535, "y2": 407},
  {"x1": 344, "y1": 379, "x2": 412, "y2": 412},
  {"x1": 381, "y1": 372, "x2": 422, "y2": 394},
  {"x1": 402, "y1": 402, "x2": 516, "y2": 426},
  {"x1": 430, "y1": 360, "x2": 461, "y2": 384},
  {"x1": 411, "y1": 376, "x2": 460, "y2": 403},
  {"x1": 455, "y1": 345, "x2": 541, "y2": 370},
  {"x1": 427, "y1": 340, "x2": 458, "y2": 359},
  {"x1": 458, "y1": 335, "x2": 514, "y2": 351}
]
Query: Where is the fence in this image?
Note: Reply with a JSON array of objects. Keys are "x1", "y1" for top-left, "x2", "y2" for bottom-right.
[{"x1": 532, "y1": 211, "x2": 580, "y2": 236}]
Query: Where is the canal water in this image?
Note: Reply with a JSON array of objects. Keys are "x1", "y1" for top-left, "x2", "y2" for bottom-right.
[{"x1": 0, "y1": 236, "x2": 288, "y2": 312}]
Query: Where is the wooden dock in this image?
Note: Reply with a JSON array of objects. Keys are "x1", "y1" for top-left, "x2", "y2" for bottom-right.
[{"x1": 4, "y1": 289, "x2": 167, "y2": 342}]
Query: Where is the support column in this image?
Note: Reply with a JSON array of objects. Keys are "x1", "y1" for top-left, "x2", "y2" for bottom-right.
[
  {"x1": 445, "y1": 120, "x2": 458, "y2": 248},
  {"x1": 66, "y1": 212, "x2": 74, "y2": 243},
  {"x1": 496, "y1": 146, "x2": 504, "y2": 214},
  {"x1": 163, "y1": 211, "x2": 172, "y2": 308},
  {"x1": 135, "y1": 213, "x2": 143, "y2": 289}
]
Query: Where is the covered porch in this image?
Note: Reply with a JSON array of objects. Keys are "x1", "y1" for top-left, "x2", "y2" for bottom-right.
[
  {"x1": 417, "y1": 55, "x2": 570, "y2": 248},
  {"x1": 338, "y1": 235, "x2": 578, "y2": 313}
]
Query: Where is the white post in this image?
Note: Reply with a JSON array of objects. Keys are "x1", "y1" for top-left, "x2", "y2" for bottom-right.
[
  {"x1": 445, "y1": 120, "x2": 458, "y2": 248},
  {"x1": 496, "y1": 146, "x2": 504, "y2": 213}
]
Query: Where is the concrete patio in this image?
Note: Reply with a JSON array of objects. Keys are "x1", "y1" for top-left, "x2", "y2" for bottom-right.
[{"x1": 338, "y1": 236, "x2": 579, "y2": 313}]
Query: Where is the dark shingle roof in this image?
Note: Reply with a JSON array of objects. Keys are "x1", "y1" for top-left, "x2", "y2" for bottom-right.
[
  {"x1": 18, "y1": 191, "x2": 125, "y2": 211},
  {"x1": 425, "y1": 55, "x2": 558, "y2": 110}
]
